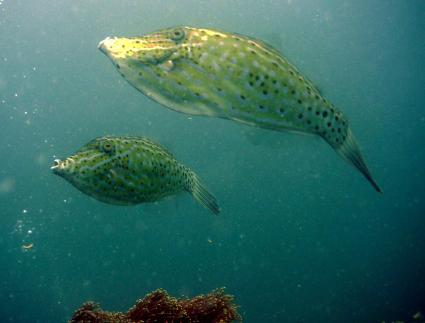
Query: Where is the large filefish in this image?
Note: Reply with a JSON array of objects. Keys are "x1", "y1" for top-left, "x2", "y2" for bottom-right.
[
  {"x1": 98, "y1": 27, "x2": 382, "y2": 193},
  {"x1": 51, "y1": 136, "x2": 219, "y2": 215}
]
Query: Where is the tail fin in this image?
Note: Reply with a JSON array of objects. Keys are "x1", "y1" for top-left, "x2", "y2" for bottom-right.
[
  {"x1": 187, "y1": 171, "x2": 220, "y2": 215},
  {"x1": 334, "y1": 128, "x2": 382, "y2": 193}
]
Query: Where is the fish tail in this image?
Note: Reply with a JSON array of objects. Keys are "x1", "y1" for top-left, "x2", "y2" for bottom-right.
[
  {"x1": 186, "y1": 171, "x2": 220, "y2": 215},
  {"x1": 331, "y1": 127, "x2": 382, "y2": 193}
]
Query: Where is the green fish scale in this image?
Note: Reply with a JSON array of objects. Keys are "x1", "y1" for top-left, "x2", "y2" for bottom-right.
[
  {"x1": 114, "y1": 28, "x2": 348, "y2": 147},
  {"x1": 64, "y1": 137, "x2": 191, "y2": 205}
]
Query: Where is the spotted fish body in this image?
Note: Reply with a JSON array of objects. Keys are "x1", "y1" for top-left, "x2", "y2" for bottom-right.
[
  {"x1": 99, "y1": 27, "x2": 381, "y2": 192},
  {"x1": 51, "y1": 136, "x2": 219, "y2": 214}
]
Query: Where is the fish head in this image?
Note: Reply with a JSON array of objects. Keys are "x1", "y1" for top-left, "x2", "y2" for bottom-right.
[
  {"x1": 98, "y1": 27, "x2": 227, "y2": 116},
  {"x1": 51, "y1": 137, "x2": 132, "y2": 203},
  {"x1": 98, "y1": 26, "x2": 190, "y2": 69}
]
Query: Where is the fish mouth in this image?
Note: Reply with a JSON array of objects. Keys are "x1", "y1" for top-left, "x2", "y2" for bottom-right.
[
  {"x1": 50, "y1": 159, "x2": 61, "y2": 171},
  {"x1": 50, "y1": 159, "x2": 64, "y2": 175},
  {"x1": 51, "y1": 158, "x2": 74, "y2": 174},
  {"x1": 98, "y1": 37, "x2": 118, "y2": 55}
]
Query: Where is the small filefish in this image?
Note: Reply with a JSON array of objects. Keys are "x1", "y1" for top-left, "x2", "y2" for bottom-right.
[
  {"x1": 98, "y1": 26, "x2": 381, "y2": 193},
  {"x1": 51, "y1": 136, "x2": 219, "y2": 215}
]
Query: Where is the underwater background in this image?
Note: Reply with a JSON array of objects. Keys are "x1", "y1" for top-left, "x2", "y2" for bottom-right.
[{"x1": 0, "y1": 0, "x2": 424, "y2": 322}]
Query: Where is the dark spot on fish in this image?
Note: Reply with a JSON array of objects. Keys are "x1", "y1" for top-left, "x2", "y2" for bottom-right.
[
  {"x1": 265, "y1": 75, "x2": 269, "y2": 79},
  {"x1": 260, "y1": 82, "x2": 265, "y2": 87},
  {"x1": 306, "y1": 86, "x2": 311, "y2": 91},
  {"x1": 263, "y1": 90, "x2": 268, "y2": 95},
  {"x1": 249, "y1": 72, "x2": 254, "y2": 78},
  {"x1": 315, "y1": 95, "x2": 320, "y2": 99},
  {"x1": 255, "y1": 75, "x2": 260, "y2": 81},
  {"x1": 315, "y1": 125, "x2": 319, "y2": 130},
  {"x1": 331, "y1": 128, "x2": 335, "y2": 132},
  {"x1": 335, "y1": 116, "x2": 339, "y2": 121},
  {"x1": 259, "y1": 105, "x2": 265, "y2": 110},
  {"x1": 322, "y1": 111, "x2": 328, "y2": 118},
  {"x1": 250, "y1": 50, "x2": 256, "y2": 55},
  {"x1": 298, "y1": 100, "x2": 302, "y2": 104},
  {"x1": 240, "y1": 95, "x2": 246, "y2": 100},
  {"x1": 289, "y1": 70, "x2": 294, "y2": 75},
  {"x1": 138, "y1": 72, "x2": 143, "y2": 76},
  {"x1": 291, "y1": 90, "x2": 296, "y2": 95},
  {"x1": 177, "y1": 81, "x2": 182, "y2": 85},
  {"x1": 272, "y1": 62, "x2": 278, "y2": 68},
  {"x1": 298, "y1": 113, "x2": 303, "y2": 119},
  {"x1": 195, "y1": 92, "x2": 200, "y2": 97},
  {"x1": 316, "y1": 111, "x2": 320, "y2": 116},
  {"x1": 121, "y1": 45, "x2": 125, "y2": 48},
  {"x1": 279, "y1": 108, "x2": 285, "y2": 114},
  {"x1": 214, "y1": 34, "x2": 221, "y2": 38},
  {"x1": 337, "y1": 128, "x2": 341, "y2": 133},
  {"x1": 308, "y1": 106, "x2": 312, "y2": 111},
  {"x1": 327, "y1": 122, "x2": 331, "y2": 127},
  {"x1": 274, "y1": 89, "x2": 279, "y2": 94},
  {"x1": 272, "y1": 79, "x2": 277, "y2": 84},
  {"x1": 249, "y1": 81, "x2": 254, "y2": 86},
  {"x1": 217, "y1": 87, "x2": 222, "y2": 92},
  {"x1": 116, "y1": 64, "x2": 120, "y2": 69},
  {"x1": 307, "y1": 120, "x2": 311, "y2": 124}
]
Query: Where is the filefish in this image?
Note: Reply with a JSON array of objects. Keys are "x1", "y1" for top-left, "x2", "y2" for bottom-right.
[
  {"x1": 51, "y1": 136, "x2": 219, "y2": 214},
  {"x1": 98, "y1": 27, "x2": 381, "y2": 193}
]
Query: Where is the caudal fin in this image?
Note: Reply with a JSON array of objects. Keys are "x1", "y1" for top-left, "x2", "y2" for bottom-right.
[
  {"x1": 334, "y1": 128, "x2": 382, "y2": 193},
  {"x1": 187, "y1": 171, "x2": 220, "y2": 215}
]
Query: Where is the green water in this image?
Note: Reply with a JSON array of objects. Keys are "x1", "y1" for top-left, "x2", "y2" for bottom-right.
[{"x1": 0, "y1": 1, "x2": 424, "y2": 322}]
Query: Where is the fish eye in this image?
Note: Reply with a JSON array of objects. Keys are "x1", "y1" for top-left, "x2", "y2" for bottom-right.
[
  {"x1": 101, "y1": 141, "x2": 114, "y2": 153},
  {"x1": 170, "y1": 29, "x2": 185, "y2": 41}
]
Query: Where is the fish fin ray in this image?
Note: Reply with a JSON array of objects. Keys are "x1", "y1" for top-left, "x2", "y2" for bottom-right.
[
  {"x1": 187, "y1": 172, "x2": 220, "y2": 215},
  {"x1": 334, "y1": 128, "x2": 382, "y2": 193}
]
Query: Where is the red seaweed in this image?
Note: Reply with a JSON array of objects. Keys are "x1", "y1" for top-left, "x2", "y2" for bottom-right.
[{"x1": 69, "y1": 288, "x2": 241, "y2": 323}]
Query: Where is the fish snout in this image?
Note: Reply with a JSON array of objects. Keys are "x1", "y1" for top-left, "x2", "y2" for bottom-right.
[
  {"x1": 98, "y1": 37, "x2": 117, "y2": 54},
  {"x1": 51, "y1": 158, "x2": 74, "y2": 174},
  {"x1": 50, "y1": 159, "x2": 62, "y2": 173}
]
